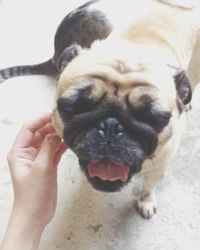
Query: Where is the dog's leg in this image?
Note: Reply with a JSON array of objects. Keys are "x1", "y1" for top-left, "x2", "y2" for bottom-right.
[{"x1": 137, "y1": 167, "x2": 166, "y2": 219}]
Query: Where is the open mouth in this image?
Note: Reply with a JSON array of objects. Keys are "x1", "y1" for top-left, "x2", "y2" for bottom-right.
[{"x1": 87, "y1": 160, "x2": 130, "y2": 183}]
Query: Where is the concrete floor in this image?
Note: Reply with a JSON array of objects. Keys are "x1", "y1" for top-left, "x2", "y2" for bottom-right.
[{"x1": 0, "y1": 1, "x2": 200, "y2": 249}]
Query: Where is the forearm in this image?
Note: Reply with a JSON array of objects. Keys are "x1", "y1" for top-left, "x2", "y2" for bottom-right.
[{"x1": 0, "y1": 207, "x2": 46, "y2": 250}]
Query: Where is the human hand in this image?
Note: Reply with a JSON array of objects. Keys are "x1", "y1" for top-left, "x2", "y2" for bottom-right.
[
  {"x1": 0, "y1": 114, "x2": 67, "y2": 250},
  {"x1": 7, "y1": 114, "x2": 67, "y2": 227}
]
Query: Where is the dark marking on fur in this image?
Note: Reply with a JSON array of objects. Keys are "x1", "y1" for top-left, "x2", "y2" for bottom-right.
[
  {"x1": 57, "y1": 44, "x2": 82, "y2": 71},
  {"x1": 53, "y1": 0, "x2": 113, "y2": 62},
  {"x1": 174, "y1": 70, "x2": 192, "y2": 105},
  {"x1": 0, "y1": 0, "x2": 113, "y2": 83},
  {"x1": 0, "y1": 59, "x2": 58, "y2": 83},
  {"x1": 118, "y1": 109, "x2": 158, "y2": 156},
  {"x1": 176, "y1": 99, "x2": 184, "y2": 114},
  {"x1": 57, "y1": 86, "x2": 106, "y2": 117},
  {"x1": 61, "y1": 97, "x2": 158, "y2": 157},
  {"x1": 126, "y1": 94, "x2": 171, "y2": 133},
  {"x1": 58, "y1": 90, "x2": 160, "y2": 192}
]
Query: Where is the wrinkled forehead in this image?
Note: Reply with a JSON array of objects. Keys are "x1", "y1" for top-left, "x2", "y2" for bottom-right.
[{"x1": 57, "y1": 50, "x2": 176, "y2": 110}]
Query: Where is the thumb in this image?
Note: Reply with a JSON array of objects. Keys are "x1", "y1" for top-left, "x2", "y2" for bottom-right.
[{"x1": 34, "y1": 134, "x2": 62, "y2": 170}]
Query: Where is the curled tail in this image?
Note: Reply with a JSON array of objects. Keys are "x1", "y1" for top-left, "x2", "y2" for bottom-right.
[{"x1": 0, "y1": 59, "x2": 59, "y2": 83}]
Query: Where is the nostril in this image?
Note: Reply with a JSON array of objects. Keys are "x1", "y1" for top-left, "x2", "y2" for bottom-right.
[
  {"x1": 115, "y1": 124, "x2": 124, "y2": 134},
  {"x1": 98, "y1": 129, "x2": 105, "y2": 137},
  {"x1": 98, "y1": 118, "x2": 124, "y2": 137},
  {"x1": 98, "y1": 122, "x2": 106, "y2": 137},
  {"x1": 99, "y1": 121, "x2": 106, "y2": 131}
]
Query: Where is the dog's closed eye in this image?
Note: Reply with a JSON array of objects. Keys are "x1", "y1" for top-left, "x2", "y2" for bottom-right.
[
  {"x1": 57, "y1": 96, "x2": 97, "y2": 116},
  {"x1": 132, "y1": 106, "x2": 170, "y2": 132},
  {"x1": 126, "y1": 95, "x2": 171, "y2": 132},
  {"x1": 57, "y1": 85, "x2": 105, "y2": 117}
]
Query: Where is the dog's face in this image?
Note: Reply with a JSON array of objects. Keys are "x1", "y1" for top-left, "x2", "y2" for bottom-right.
[{"x1": 52, "y1": 40, "x2": 191, "y2": 192}]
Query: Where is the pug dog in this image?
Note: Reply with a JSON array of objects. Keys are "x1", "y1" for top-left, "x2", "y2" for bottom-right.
[{"x1": 0, "y1": 0, "x2": 200, "y2": 219}]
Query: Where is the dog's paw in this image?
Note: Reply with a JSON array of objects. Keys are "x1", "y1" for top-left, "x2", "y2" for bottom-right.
[{"x1": 137, "y1": 194, "x2": 158, "y2": 219}]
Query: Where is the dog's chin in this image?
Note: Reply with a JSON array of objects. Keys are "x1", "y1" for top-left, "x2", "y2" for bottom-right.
[
  {"x1": 86, "y1": 176, "x2": 128, "y2": 192},
  {"x1": 79, "y1": 159, "x2": 141, "y2": 192}
]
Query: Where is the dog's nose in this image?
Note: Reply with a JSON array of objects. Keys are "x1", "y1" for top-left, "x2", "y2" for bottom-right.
[{"x1": 98, "y1": 117, "x2": 124, "y2": 137}]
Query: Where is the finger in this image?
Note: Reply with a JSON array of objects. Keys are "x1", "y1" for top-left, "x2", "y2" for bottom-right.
[
  {"x1": 53, "y1": 143, "x2": 68, "y2": 167},
  {"x1": 11, "y1": 127, "x2": 35, "y2": 151},
  {"x1": 25, "y1": 114, "x2": 52, "y2": 133},
  {"x1": 34, "y1": 123, "x2": 56, "y2": 147},
  {"x1": 11, "y1": 114, "x2": 53, "y2": 149},
  {"x1": 37, "y1": 123, "x2": 56, "y2": 135},
  {"x1": 34, "y1": 134, "x2": 62, "y2": 170}
]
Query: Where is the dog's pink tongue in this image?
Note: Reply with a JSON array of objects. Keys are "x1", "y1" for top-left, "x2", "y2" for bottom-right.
[{"x1": 88, "y1": 161, "x2": 130, "y2": 182}]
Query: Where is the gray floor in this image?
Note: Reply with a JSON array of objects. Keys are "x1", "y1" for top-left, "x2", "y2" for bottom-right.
[{"x1": 0, "y1": 1, "x2": 200, "y2": 249}]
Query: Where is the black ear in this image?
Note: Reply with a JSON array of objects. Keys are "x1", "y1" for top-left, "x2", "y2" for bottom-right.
[
  {"x1": 57, "y1": 44, "x2": 82, "y2": 72},
  {"x1": 174, "y1": 70, "x2": 192, "y2": 105}
]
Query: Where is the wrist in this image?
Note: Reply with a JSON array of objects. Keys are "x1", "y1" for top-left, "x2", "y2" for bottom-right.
[
  {"x1": 0, "y1": 206, "x2": 46, "y2": 250},
  {"x1": 12, "y1": 202, "x2": 48, "y2": 229}
]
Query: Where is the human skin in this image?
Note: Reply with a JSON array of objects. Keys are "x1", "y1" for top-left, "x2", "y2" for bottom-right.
[{"x1": 0, "y1": 114, "x2": 67, "y2": 250}]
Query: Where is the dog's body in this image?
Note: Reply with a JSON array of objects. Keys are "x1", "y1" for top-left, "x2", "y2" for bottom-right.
[{"x1": 1, "y1": 0, "x2": 200, "y2": 219}]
